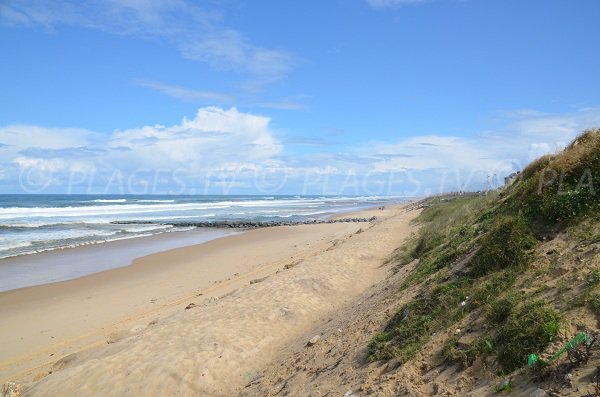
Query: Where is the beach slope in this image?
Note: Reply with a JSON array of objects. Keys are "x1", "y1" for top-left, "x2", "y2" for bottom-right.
[{"x1": 2, "y1": 205, "x2": 417, "y2": 396}]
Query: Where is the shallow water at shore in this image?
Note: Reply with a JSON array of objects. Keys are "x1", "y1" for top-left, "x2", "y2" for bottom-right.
[{"x1": 0, "y1": 228, "x2": 239, "y2": 292}]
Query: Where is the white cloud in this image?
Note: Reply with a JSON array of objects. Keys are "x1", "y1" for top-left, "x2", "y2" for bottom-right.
[
  {"x1": 1, "y1": 106, "x2": 599, "y2": 194},
  {"x1": 526, "y1": 142, "x2": 552, "y2": 162},
  {"x1": 477, "y1": 106, "x2": 600, "y2": 166},
  {"x1": 14, "y1": 156, "x2": 94, "y2": 174},
  {"x1": 107, "y1": 107, "x2": 281, "y2": 170},
  {"x1": 0, "y1": 1, "x2": 293, "y2": 89},
  {"x1": 336, "y1": 106, "x2": 600, "y2": 192},
  {"x1": 502, "y1": 107, "x2": 600, "y2": 140},
  {"x1": 0, "y1": 107, "x2": 283, "y2": 191},
  {"x1": 365, "y1": 135, "x2": 499, "y2": 172},
  {"x1": 0, "y1": 125, "x2": 96, "y2": 149},
  {"x1": 136, "y1": 80, "x2": 233, "y2": 104},
  {"x1": 367, "y1": 0, "x2": 429, "y2": 9},
  {"x1": 136, "y1": 81, "x2": 307, "y2": 110},
  {"x1": 180, "y1": 29, "x2": 294, "y2": 89},
  {"x1": 0, "y1": 0, "x2": 213, "y2": 35}
]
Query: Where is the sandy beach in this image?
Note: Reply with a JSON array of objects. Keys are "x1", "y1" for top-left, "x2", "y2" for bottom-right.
[{"x1": 0, "y1": 204, "x2": 417, "y2": 396}]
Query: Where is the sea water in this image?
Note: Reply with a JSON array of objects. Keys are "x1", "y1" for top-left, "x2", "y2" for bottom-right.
[{"x1": 0, "y1": 194, "x2": 399, "y2": 260}]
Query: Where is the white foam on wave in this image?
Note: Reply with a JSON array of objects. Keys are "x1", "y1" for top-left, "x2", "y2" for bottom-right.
[
  {"x1": 168, "y1": 226, "x2": 197, "y2": 232},
  {"x1": 0, "y1": 196, "x2": 383, "y2": 221},
  {"x1": 136, "y1": 200, "x2": 176, "y2": 203},
  {"x1": 1, "y1": 219, "x2": 114, "y2": 228},
  {"x1": 0, "y1": 203, "x2": 216, "y2": 219},
  {"x1": 296, "y1": 211, "x2": 327, "y2": 216},
  {"x1": 0, "y1": 195, "x2": 401, "y2": 262},
  {"x1": 36, "y1": 228, "x2": 120, "y2": 242},
  {"x1": 122, "y1": 224, "x2": 173, "y2": 233},
  {"x1": 0, "y1": 240, "x2": 33, "y2": 252},
  {"x1": 0, "y1": 233, "x2": 156, "y2": 260}
]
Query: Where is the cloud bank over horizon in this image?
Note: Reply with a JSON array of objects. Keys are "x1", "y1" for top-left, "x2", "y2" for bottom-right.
[{"x1": 2, "y1": 106, "x2": 598, "y2": 196}]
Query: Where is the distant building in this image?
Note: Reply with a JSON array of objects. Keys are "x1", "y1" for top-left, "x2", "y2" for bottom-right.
[{"x1": 504, "y1": 171, "x2": 521, "y2": 185}]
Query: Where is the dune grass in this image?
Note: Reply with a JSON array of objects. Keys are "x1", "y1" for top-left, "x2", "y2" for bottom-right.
[{"x1": 369, "y1": 129, "x2": 600, "y2": 374}]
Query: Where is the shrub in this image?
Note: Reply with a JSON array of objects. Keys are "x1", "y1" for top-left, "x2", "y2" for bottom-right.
[
  {"x1": 487, "y1": 294, "x2": 520, "y2": 325},
  {"x1": 368, "y1": 332, "x2": 393, "y2": 361},
  {"x1": 572, "y1": 270, "x2": 600, "y2": 315},
  {"x1": 471, "y1": 269, "x2": 518, "y2": 307},
  {"x1": 513, "y1": 129, "x2": 600, "y2": 227},
  {"x1": 397, "y1": 194, "x2": 496, "y2": 288},
  {"x1": 470, "y1": 216, "x2": 537, "y2": 277},
  {"x1": 590, "y1": 293, "x2": 600, "y2": 314},
  {"x1": 369, "y1": 281, "x2": 471, "y2": 363},
  {"x1": 495, "y1": 300, "x2": 560, "y2": 372},
  {"x1": 586, "y1": 269, "x2": 600, "y2": 287},
  {"x1": 521, "y1": 154, "x2": 552, "y2": 181},
  {"x1": 439, "y1": 335, "x2": 493, "y2": 368}
]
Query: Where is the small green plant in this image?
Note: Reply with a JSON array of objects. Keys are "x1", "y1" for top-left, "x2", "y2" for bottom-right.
[
  {"x1": 439, "y1": 335, "x2": 493, "y2": 368},
  {"x1": 368, "y1": 332, "x2": 393, "y2": 361},
  {"x1": 590, "y1": 293, "x2": 600, "y2": 313},
  {"x1": 471, "y1": 269, "x2": 518, "y2": 307},
  {"x1": 369, "y1": 281, "x2": 471, "y2": 363},
  {"x1": 470, "y1": 216, "x2": 536, "y2": 277},
  {"x1": 574, "y1": 292, "x2": 600, "y2": 314},
  {"x1": 586, "y1": 269, "x2": 600, "y2": 287},
  {"x1": 396, "y1": 194, "x2": 496, "y2": 288},
  {"x1": 572, "y1": 269, "x2": 600, "y2": 314},
  {"x1": 495, "y1": 300, "x2": 560, "y2": 372},
  {"x1": 487, "y1": 294, "x2": 520, "y2": 325},
  {"x1": 400, "y1": 246, "x2": 459, "y2": 289},
  {"x1": 521, "y1": 154, "x2": 552, "y2": 180},
  {"x1": 494, "y1": 380, "x2": 513, "y2": 393}
]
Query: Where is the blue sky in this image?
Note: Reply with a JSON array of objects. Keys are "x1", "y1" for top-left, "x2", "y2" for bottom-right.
[{"x1": 1, "y1": 0, "x2": 599, "y2": 195}]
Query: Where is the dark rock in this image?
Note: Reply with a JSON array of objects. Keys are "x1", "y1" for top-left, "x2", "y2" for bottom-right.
[
  {"x1": 111, "y1": 216, "x2": 378, "y2": 230},
  {"x1": 250, "y1": 276, "x2": 268, "y2": 284}
]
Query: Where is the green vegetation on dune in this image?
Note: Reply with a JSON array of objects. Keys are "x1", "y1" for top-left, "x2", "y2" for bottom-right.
[
  {"x1": 470, "y1": 215, "x2": 536, "y2": 277},
  {"x1": 572, "y1": 269, "x2": 600, "y2": 315},
  {"x1": 370, "y1": 129, "x2": 600, "y2": 375},
  {"x1": 495, "y1": 300, "x2": 561, "y2": 371},
  {"x1": 509, "y1": 129, "x2": 600, "y2": 228},
  {"x1": 395, "y1": 193, "x2": 496, "y2": 288},
  {"x1": 369, "y1": 280, "x2": 470, "y2": 362}
]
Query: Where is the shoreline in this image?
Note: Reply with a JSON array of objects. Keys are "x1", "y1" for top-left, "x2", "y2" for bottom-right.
[
  {"x1": 0, "y1": 205, "x2": 385, "y2": 293},
  {"x1": 0, "y1": 203, "x2": 404, "y2": 384},
  {"x1": 0, "y1": 228, "x2": 240, "y2": 293}
]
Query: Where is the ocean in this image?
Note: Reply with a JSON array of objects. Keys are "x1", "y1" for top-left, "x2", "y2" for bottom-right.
[{"x1": 0, "y1": 194, "x2": 400, "y2": 261}]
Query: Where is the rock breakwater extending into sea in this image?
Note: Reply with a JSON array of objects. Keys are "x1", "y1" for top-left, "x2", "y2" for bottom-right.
[{"x1": 111, "y1": 216, "x2": 378, "y2": 229}]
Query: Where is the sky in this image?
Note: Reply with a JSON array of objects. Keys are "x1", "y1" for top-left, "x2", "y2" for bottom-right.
[{"x1": 0, "y1": 0, "x2": 599, "y2": 196}]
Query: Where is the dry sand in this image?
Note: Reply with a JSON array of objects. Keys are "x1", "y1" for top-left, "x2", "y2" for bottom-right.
[{"x1": 0, "y1": 204, "x2": 418, "y2": 396}]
